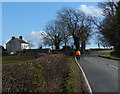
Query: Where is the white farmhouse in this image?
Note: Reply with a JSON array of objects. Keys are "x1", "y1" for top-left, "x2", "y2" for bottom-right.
[{"x1": 6, "y1": 36, "x2": 29, "y2": 53}]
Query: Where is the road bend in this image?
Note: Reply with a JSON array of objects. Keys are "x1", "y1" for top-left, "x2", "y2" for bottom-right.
[{"x1": 79, "y1": 51, "x2": 118, "y2": 92}]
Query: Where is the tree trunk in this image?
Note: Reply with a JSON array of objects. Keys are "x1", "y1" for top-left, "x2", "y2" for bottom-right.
[
  {"x1": 55, "y1": 42, "x2": 60, "y2": 50},
  {"x1": 98, "y1": 42, "x2": 100, "y2": 49},
  {"x1": 55, "y1": 45, "x2": 60, "y2": 50},
  {"x1": 52, "y1": 43, "x2": 54, "y2": 50},
  {"x1": 81, "y1": 41, "x2": 86, "y2": 51},
  {"x1": 73, "y1": 36, "x2": 80, "y2": 50},
  {"x1": 64, "y1": 40, "x2": 67, "y2": 50}
]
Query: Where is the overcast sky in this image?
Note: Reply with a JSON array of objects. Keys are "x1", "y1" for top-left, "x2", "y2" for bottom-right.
[{"x1": 2, "y1": 2, "x2": 103, "y2": 49}]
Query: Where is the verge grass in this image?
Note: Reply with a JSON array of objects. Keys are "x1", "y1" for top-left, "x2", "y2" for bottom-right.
[
  {"x1": 98, "y1": 51, "x2": 120, "y2": 60},
  {"x1": 64, "y1": 57, "x2": 81, "y2": 92},
  {"x1": 28, "y1": 63, "x2": 45, "y2": 91}
]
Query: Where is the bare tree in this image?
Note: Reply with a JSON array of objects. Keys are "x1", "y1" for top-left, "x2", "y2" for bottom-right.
[
  {"x1": 43, "y1": 36, "x2": 54, "y2": 50},
  {"x1": 43, "y1": 20, "x2": 63, "y2": 50},
  {"x1": 94, "y1": 33, "x2": 111, "y2": 49},
  {"x1": 57, "y1": 7, "x2": 92, "y2": 51},
  {"x1": 56, "y1": 21, "x2": 70, "y2": 50},
  {"x1": 80, "y1": 26, "x2": 92, "y2": 51}
]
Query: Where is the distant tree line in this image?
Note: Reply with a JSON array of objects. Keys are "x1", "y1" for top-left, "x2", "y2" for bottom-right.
[{"x1": 42, "y1": 8, "x2": 93, "y2": 51}]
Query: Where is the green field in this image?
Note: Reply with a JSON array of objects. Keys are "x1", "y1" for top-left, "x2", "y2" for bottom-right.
[{"x1": 2, "y1": 55, "x2": 35, "y2": 65}]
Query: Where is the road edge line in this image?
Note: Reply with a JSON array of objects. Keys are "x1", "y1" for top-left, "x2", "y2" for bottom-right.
[{"x1": 75, "y1": 57, "x2": 93, "y2": 93}]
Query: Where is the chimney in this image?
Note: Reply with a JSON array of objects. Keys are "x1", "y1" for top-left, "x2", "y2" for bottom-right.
[
  {"x1": 12, "y1": 36, "x2": 15, "y2": 39},
  {"x1": 19, "y1": 36, "x2": 23, "y2": 39}
]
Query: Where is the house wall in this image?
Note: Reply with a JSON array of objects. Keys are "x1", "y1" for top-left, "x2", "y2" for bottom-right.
[
  {"x1": 6, "y1": 40, "x2": 21, "y2": 53},
  {"x1": 21, "y1": 43, "x2": 29, "y2": 50}
]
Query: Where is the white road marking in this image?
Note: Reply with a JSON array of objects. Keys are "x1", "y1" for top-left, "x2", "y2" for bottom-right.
[
  {"x1": 75, "y1": 58, "x2": 93, "y2": 93},
  {"x1": 98, "y1": 61, "x2": 119, "y2": 70},
  {"x1": 108, "y1": 64, "x2": 119, "y2": 70}
]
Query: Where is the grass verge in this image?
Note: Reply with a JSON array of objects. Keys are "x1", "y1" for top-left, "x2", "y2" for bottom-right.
[
  {"x1": 63, "y1": 57, "x2": 81, "y2": 92},
  {"x1": 28, "y1": 62, "x2": 45, "y2": 91},
  {"x1": 2, "y1": 55, "x2": 35, "y2": 65},
  {"x1": 98, "y1": 51, "x2": 120, "y2": 60}
]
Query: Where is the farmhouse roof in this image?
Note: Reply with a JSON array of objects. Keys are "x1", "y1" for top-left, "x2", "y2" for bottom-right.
[{"x1": 6, "y1": 37, "x2": 28, "y2": 44}]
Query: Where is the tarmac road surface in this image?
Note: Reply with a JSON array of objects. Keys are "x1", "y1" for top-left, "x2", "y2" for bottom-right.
[{"x1": 79, "y1": 51, "x2": 119, "y2": 92}]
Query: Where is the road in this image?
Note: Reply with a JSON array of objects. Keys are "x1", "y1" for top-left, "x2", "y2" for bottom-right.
[{"x1": 79, "y1": 51, "x2": 119, "y2": 92}]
